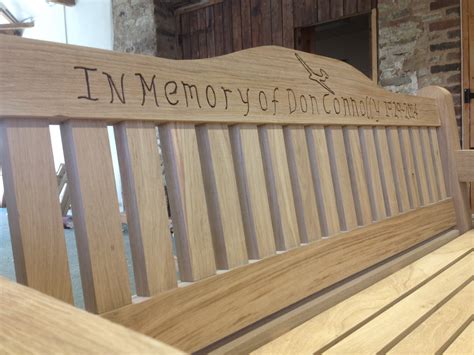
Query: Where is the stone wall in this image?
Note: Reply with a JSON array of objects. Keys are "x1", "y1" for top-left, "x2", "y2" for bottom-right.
[
  {"x1": 378, "y1": 0, "x2": 461, "y2": 126},
  {"x1": 112, "y1": 0, "x2": 158, "y2": 55},
  {"x1": 112, "y1": 0, "x2": 181, "y2": 58}
]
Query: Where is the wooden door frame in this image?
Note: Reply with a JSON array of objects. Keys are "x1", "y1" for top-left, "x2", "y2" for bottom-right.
[
  {"x1": 462, "y1": 0, "x2": 470, "y2": 149},
  {"x1": 461, "y1": 0, "x2": 471, "y2": 210},
  {"x1": 371, "y1": 8, "x2": 378, "y2": 83}
]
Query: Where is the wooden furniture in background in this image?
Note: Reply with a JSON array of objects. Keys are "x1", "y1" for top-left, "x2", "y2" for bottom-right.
[{"x1": 0, "y1": 35, "x2": 472, "y2": 353}]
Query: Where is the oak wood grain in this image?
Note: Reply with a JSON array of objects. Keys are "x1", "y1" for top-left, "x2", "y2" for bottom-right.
[
  {"x1": 374, "y1": 126, "x2": 399, "y2": 216},
  {"x1": 230, "y1": 125, "x2": 276, "y2": 259},
  {"x1": 429, "y1": 127, "x2": 448, "y2": 199},
  {"x1": 326, "y1": 254, "x2": 472, "y2": 353},
  {"x1": 159, "y1": 123, "x2": 216, "y2": 281},
  {"x1": 418, "y1": 86, "x2": 472, "y2": 233},
  {"x1": 399, "y1": 127, "x2": 421, "y2": 209},
  {"x1": 386, "y1": 127, "x2": 411, "y2": 212},
  {"x1": 360, "y1": 126, "x2": 386, "y2": 221},
  {"x1": 326, "y1": 126, "x2": 358, "y2": 231},
  {"x1": 0, "y1": 35, "x2": 440, "y2": 127},
  {"x1": 196, "y1": 124, "x2": 249, "y2": 269},
  {"x1": 284, "y1": 126, "x2": 322, "y2": 242},
  {"x1": 61, "y1": 120, "x2": 131, "y2": 313},
  {"x1": 102, "y1": 200, "x2": 456, "y2": 352},
  {"x1": 114, "y1": 121, "x2": 177, "y2": 296},
  {"x1": 0, "y1": 277, "x2": 182, "y2": 354},
  {"x1": 389, "y1": 282, "x2": 473, "y2": 354},
  {"x1": 444, "y1": 321, "x2": 474, "y2": 354},
  {"x1": 253, "y1": 230, "x2": 472, "y2": 354},
  {"x1": 0, "y1": 118, "x2": 73, "y2": 304},
  {"x1": 259, "y1": 125, "x2": 300, "y2": 250},
  {"x1": 306, "y1": 126, "x2": 340, "y2": 235},
  {"x1": 344, "y1": 126, "x2": 373, "y2": 225}
]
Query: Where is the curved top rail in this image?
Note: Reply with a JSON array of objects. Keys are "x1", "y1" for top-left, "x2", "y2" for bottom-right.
[{"x1": 0, "y1": 35, "x2": 439, "y2": 126}]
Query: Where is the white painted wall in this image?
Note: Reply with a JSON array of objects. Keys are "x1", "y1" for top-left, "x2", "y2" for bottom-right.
[{"x1": 3, "y1": 0, "x2": 123, "y2": 209}]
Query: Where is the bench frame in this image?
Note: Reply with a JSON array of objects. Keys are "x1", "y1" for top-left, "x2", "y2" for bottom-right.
[{"x1": 0, "y1": 35, "x2": 472, "y2": 353}]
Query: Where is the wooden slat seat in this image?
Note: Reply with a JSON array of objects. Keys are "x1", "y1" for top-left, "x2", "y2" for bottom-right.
[
  {"x1": 0, "y1": 35, "x2": 472, "y2": 353},
  {"x1": 253, "y1": 230, "x2": 474, "y2": 354}
]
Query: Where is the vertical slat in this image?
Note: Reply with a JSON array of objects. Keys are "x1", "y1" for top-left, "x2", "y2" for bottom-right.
[
  {"x1": 318, "y1": 0, "x2": 330, "y2": 22},
  {"x1": 251, "y1": 0, "x2": 262, "y2": 47},
  {"x1": 175, "y1": 15, "x2": 183, "y2": 60},
  {"x1": 206, "y1": 7, "x2": 216, "y2": 58},
  {"x1": 399, "y1": 127, "x2": 420, "y2": 209},
  {"x1": 344, "y1": 126, "x2": 372, "y2": 226},
  {"x1": 284, "y1": 126, "x2": 322, "y2": 243},
  {"x1": 198, "y1": 9, "x2": 208, "y2": 58},
  {"x1": 304, "y1": 0, "x2": 317, "y2": 26},
  {"x1": 241, "y1": 0, "x2": 252, "y2": 49},
  {"x1": 61, "y1": 120, "x2": 131, "y2": 313},
  {"x1": 270, "y1": 0, "x2": 283, "y2": 46},
  {"x1": 331, "y1": 0, "x2": 344, "y2": 19},
  {"x1": 259, "y1": 125, "x2": 300, "y2": 250},
  {"x1": 214, "y1": 3, "x2": 225, "y2": 56},
  {"x1": 358, "y1": 0, "x2": 372, "y2": 12},
  {"x1": 223, "y1": 0, "x2": 234, "y2": 54},
  {"x1": 429, "y1": 127, "x2": 448, "y2": 199},
  {"x1": 190, "y1": 12, "x2": 200, "y2": 59},
  {"x1": 196, "y1": 124, "x2": 248, "y2": 269},
  {"x1": 250, "y1": 0, "x2": 271, "y2": 46},
  {"x1": 231, "y1": 0, "x2": 243, "y2": 51},
  {"x1": 344, "y1": 0, "x2": 357, "y2": 15},
  {"x1": 293, "y1": 0, "x2": 305, "y2": 27},
  {"x1": 359, "y1": 127, "x2": 386, "y2": 221},
  {"x1": 282, "y1": 0, "x2": 294, "y2": 48},
  {"x1": 0, "y1": 118, "x2": 73, "y2": 304},
  {"x1": 181, "y1": 13, "x2": 192, "y2": 59},
  {"x1": 420, "y1": 127, "x2": 440, "y2": 201},
  {"x1": 409, "y1": 127, "x2": 431, "y2": 205},
  {"x1": 386, "y1": 127, "x2": 411, "y2": 212},
  {"x1": 230, "y1": 125, "x2": 276, "y2": 259},
  {"x1": 114, "y1": 122, "x2": 177, "y2": 296},
  {"x1": 373, "y1": 127, "x2": 399, "y2": 216},
  {"x1": 326, "y1": 126, "x2": 358, "y2": 231},
  {"x1": 159, "y1": 123, "x2": 216, "y2": 282},
  {"x1": 306, "y1": 126, "x2": 340, "y2": 236}
]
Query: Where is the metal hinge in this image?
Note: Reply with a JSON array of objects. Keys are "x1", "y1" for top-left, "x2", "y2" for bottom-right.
[{"x1": 464, "y1": 88, "x2": 474, "y2": 104}]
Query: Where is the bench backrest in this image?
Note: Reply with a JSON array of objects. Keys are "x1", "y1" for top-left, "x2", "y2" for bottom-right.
[{"x1": 0, "y1": 35, "x2": 470, "y2": 352}]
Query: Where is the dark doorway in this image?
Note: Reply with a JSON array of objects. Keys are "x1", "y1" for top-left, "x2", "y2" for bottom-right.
[{"x1": 295, "y1": 13, "x2": 375, "y2": 79}]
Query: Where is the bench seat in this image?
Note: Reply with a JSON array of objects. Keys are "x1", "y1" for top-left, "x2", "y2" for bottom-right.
[{"x1": 254, "y1": 231, "x2": 474, "y2": 354}]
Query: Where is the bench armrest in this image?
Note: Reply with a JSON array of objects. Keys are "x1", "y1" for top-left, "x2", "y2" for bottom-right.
[
  {"x1": 455, "y1": 150, "x2": 474, "y2": 182},
  {"x1": 0, "y1": 277, "x2": 183, "y2": 354}
]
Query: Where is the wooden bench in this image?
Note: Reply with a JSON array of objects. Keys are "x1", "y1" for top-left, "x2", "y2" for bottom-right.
[{"x1": 0, "y1": 34, "x2": 472, "y2": 353}]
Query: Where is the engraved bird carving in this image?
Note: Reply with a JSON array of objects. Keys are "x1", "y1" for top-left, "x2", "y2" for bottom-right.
[{"x1": 295, "y1": 53, "x2": 335, "y2": 95}]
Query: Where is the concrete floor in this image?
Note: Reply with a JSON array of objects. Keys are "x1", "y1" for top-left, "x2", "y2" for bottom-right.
[{"x1": 0, "y1": 208, "x2": 137, "y2": 308}]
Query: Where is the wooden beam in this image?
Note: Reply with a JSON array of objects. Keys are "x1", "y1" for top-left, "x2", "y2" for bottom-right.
[
  {"x1": 102, "y1": 199, "x2": 456, "y2": 352},
  {"x1": 0, "y1": 22, "x2": 34, "y2": 30},
  {"x1": 46, "y1": 0, "x2": 76, "y2": 6},
  {"x1": 175, "y1": 0, "x2": 223, "y2": 15},
  {"x1": 0, "y1": 35, "x2": 441, "y2": 127}
]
